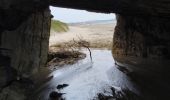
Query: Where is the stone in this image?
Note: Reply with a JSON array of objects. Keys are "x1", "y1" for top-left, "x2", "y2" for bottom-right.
[
  {"x1": 0, "y1": 7, "x2": 51, "y2": 77},
  {"x1": 56, "y1": 84, "x2": 69, "y2": 90},
  {"x1": 0, "y1": 83, "x2": 26, "y2": 100},
  {"x1": 49, "y1": 91, "x2": 64, "y2": 100},
  {"x1": 112, "y1": 15, "x2": 170, "y2": 59},
  {"x1": 0, "y1": 2, "x2": 51, "y2": 99},
  {"x1": 50, "y1": 0, "x2": 170, "y2": 17}
]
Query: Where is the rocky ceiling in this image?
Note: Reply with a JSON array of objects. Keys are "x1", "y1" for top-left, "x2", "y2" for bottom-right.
[
  {"x1": 0, "y1": 0, "x2": 170, "y2": 33},
  {"x1": 1, "y1": 0, "x2": 170, "y2": 16},
  {"x1": 50, "y1": 0, "x2": 170, "y2": 17},
  {"x1": 0, "y1": 0, "x2": 167, "y2": 32}
]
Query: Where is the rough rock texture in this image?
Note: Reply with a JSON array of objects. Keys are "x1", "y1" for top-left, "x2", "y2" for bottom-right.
[
  {"x1": 112, "y1": 15, "x2": 170, "y2": 59},
  {"x1": 0, "y1": 7, "x2": 51, "y2": 100},
  {"x1": 1, "y1": 7, "x2": 51, "y2": 76},
  {"x1": 0, "y1": 0, "x2": 49, "y2": 31},
  {"x1": 50, "y1": 0, "x2": 170, "y2": 17},
  {"x1": 0, "y1": 0, "x2": 51, "y2": 100},
  {"x1": 0, "y1": 82, "x2": 26, "y2": 100},
  {"x1": 112, "y1": 15, "x2": 170, "y2": 99}
]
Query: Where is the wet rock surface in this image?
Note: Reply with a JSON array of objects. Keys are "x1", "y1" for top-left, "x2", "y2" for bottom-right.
[
  {"x1": 96, "y1": 87, "x2": 141, "y2": 100},
  {"x1": 56, "y1": 84, "x2": 69, "y2": 90},
  {"x1": 49, "y1": 91, "x2": 65, "y2": 100}
]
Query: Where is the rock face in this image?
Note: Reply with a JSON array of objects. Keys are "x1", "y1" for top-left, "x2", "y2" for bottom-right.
[
  {"x1": 112, "y1": 15, "x2": 170, "y2": 99},
  {"x1": 0, "y1": 0, "x2": 49, "y2": 31},
  {"x1": 0, "y1": 7, "x2": 51, "y2": 77},
  {"x1": 112, "y1": 15, "x2": 170, "y2": 59},
  {"x1": 0, "y1": 7, "x2": 51, "y2": 100},
  {"x1": 0, "y1": 0, "x2": 51, "y2": 99}
]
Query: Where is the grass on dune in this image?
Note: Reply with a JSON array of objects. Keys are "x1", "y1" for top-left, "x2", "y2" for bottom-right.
[{"x1": 51, "y1": 20, "x2": 69, "y2": 33}]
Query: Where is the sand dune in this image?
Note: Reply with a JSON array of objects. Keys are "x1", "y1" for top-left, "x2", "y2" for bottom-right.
[{"x1": 49, "y1": 23, "x2": 116, "y2": 49}]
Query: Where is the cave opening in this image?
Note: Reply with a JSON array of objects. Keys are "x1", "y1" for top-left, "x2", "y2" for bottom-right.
[
  {"x1": 1, "y1": 0, "x2": 170, "y2": 99},
  {"x1": 48, "y1": 6, "x2": 117, "y2": 66},
  {"x1": 40, "y1": 7, "x2": 129, "y2": 100}
]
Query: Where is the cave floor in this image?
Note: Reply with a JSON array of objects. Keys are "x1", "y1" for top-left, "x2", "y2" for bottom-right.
[
  {"x1": 29, "y1": 49, "x2": 170, "y2": 100},
  {"x1": 30, "y1": 49, "x2": 140, "y2": 100}
]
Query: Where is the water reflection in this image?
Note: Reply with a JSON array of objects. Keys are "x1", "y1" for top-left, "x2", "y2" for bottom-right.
[{"x1": 33, "y1": 49, "x2": 140, "y2": 100}]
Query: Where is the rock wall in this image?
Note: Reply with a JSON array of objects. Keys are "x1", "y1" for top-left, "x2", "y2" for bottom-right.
[
  {"x1": 112, "y1": 15, "x2": 170, "y2": 59},
  {"x1": 0, "y1": 7, "x2": 51, "y2": 100},
  {"x1": 0, "y1": 7, "x2": 51, "y2": 80},
  {"x1": 0, "y1": 1, "x2": 51, "y2": 99},
  {"x1": 112, "y1": 15, "x2": 170, "y2": 99}
]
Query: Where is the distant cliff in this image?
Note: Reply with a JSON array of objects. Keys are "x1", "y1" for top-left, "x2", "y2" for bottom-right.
[{"x1": 68, "y1": 19, "x2": 116, "y2": 25}]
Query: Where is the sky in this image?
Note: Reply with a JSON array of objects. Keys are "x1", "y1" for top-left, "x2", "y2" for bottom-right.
[{"x1": 50, "y1": 6, "x2": 115, "y2": 23}]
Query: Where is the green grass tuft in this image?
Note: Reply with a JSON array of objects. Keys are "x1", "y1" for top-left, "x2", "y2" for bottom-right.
[{"x1": 51, "y1": 20, "x2": 69, "y2": 33}]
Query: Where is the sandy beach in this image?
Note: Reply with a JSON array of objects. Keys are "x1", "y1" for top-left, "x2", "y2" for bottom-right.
[{"x1": 49, "y1": 22, "x2": 116, "y2": 49}]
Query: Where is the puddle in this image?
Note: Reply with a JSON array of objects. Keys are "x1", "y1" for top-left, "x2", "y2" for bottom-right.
[{"x1": 32, "y1": 49, "x2": 139, "y2": 100}]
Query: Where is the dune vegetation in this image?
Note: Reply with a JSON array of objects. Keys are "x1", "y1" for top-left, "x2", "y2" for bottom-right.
[{"x1": 51, "y1": 20, "x2": 69, "y2": 33}]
